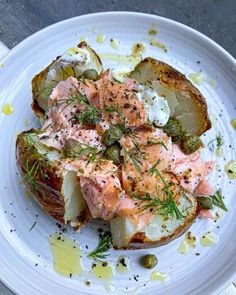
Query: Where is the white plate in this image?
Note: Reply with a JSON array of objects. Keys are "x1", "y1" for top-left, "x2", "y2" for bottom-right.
[{"x1": 0, "y1": 12, "x2": 236, "y2": 295}]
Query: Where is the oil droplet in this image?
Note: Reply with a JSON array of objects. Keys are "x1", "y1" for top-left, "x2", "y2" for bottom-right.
[
  {"x1": 104, "y1": 283, "x2": 116, "y2": 293},
  {"x1": 230, "y1": 119, "x2": 236, "y2": 129},
  {"x1": 200, "y1": 231, "x2": 219, "y2": 247},
  {"x1": 224, "y1": 160, "x2": 236, "y2": 179},
  {"x1": 189, "y1": 72, "x2": 205, "y2": 85},
  {"x1": 96, "y1": 34, "x2": 105, "y2": 44},
  {"x1": 208, "y1": 79, "x2": 217, "y2": 87},
  {"x1": 80, "y1": 36, "x2": 88, "y2": 42},
  {"x1": 2, "y1": 103, "x2": 14, "y2": 115},
  {"x1": 131, "y1": 42, "x2": 147, "y2": 58},
  {"x1": 209, "y1": 114, "x2": 217, "y2": 125},
  {"x1": 215, "y1": 147, "x2": 223, "y2": 157},
  {"x1": 148, "y1": 24, "x2": 158, "y2": 36},
  {"x1": 100, "y1": 52, "x2": 141, "y2": 66},
  {"x1": 149, "y1": 37, "x2": 167, "y2": 52},
  {"x1": 49, "y1": 233, "x2": 84, "y2": 276},
  {"x1": 177, "y1": 240, "x2": 190, "y2": 254},
  {"x1": 110, "y1": 38, "x2": 120, "y2": 49},
  {"x1": 91, "y1": 261, "x2": 114, "y2": 280},
  {"x1": 150, "y1": 270, "x2": 169, "y2": 282},
  {"x1": 0, "y1": 63, "x2": 4, "y2": 68},
  {"x1": 215, "y1": 210, "x2": 223, "y2": 220},
  {"x1": 90, "y1": 26, "x2": 97, "y2": 34},
  {"x1": 116, "y1": 255, "x2": 130, "y2": 274},
  {"x1": 185, "y1": 231, "x2": 197, "y2": 248}
]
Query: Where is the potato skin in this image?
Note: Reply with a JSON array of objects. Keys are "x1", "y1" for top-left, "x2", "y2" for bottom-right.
[
  {"x1": 130, "y1": 57, "x2": 211, "y2": 136},
  {"x1": 16, "y1": 130, "x2": 90, "y2": 226}
]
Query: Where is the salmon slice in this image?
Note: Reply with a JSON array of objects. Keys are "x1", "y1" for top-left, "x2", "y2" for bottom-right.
[
  {"x1": 120, "y1": 128, "x2": 173, "y2": 193},
  {"x1": 171, "y1": 145, "x2": 215, "y2": 193},
  {"x1": 194, "y1": 180, "x2": 214, "y2": 196},
  {"x1": 95, "y1": 70, "x2": 148, "y2": 128}
]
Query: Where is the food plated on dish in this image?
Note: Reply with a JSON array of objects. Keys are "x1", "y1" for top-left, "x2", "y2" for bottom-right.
[{"x1": 16, "y1": 41, "x2": 227, "y2": 255}]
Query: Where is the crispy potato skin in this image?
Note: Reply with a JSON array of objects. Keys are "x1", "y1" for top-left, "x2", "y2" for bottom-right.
[
  {"x1": 16, "y1": 130, "x2": 90, "y2": 226},
  {"x1": 31, "y1": 59, "x2": 56, "y2": 119},
  {"x1": 130, "y1": 57, "x2": 211, "y2": 136},
  {"x1": 16, "y1": 131, "x2": 65, "y2": 223}
]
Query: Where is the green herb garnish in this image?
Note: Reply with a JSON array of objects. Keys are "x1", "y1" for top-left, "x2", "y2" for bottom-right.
[
  {"x1": 145, "y1": 164, "x2": 185, "y2": 219},
  {"x1": 87, "y1": 231, "x2": 112, "y2": 262},
  {"x1": 29, "y1": 221, "x2": 37, "y2": 232},
  {"x1": 209, "y1": 189, "x2": 228, "y2": 211},
  {"x1": 146, "y1": 139, "x2": 168, "y2": 150},
  {"x1": 21, "y1": 158, "x2": 42, "y2": 188},
  {"x1": 123, "y1": 146, "x2": 143, "y2": 175},
  {"x1": 207, "y1": 133, "x2": 224, "y2": 152}
]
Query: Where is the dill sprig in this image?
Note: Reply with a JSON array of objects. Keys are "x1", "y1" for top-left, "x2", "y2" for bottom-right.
[
  {"x1": 209, "y1": 189, "x2": 228, "y2": 211},
  {"x1": 143, "y1": 164, "x2": 185, "y2": 219},
  {"x1": 87, "y1": 231, "x2": 112, "y2": 262},
  {"x1": 21, "y1": 158, "x2": 41, "y2": 188},
  {"x1": 53, "y1": 86, "x2": 101, "y2": 124},
  {"x1": 207, "y1": 133, "x2": 224, "y2": 152},
  {"x1": 23, "y1": 133, "x2": 47, "y2": 154},
  {"x1": 123, "y1": 145, "x2": 144, "y2": 175},
  {"x1": 146, "y1": 138, "x2": 168, "y2": 150}
]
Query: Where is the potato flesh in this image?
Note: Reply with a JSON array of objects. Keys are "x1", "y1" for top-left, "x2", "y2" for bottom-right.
[
  {"x1": 110, "y1": 193, "x2": 197, "y2": 249},
  {"x1": 62, "y1": 170, "x2": 87, "y2": 224}
]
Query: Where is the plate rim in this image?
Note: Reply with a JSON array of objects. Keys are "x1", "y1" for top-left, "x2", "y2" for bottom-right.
[{"x1": 0, "y1": 11, "x2": 236, "y2": 295}]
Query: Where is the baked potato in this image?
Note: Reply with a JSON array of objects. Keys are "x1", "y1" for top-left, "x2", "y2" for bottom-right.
[
  {"x1": 32, "y1": 42, "x2": 103, "y2": 120},
  {"x1": 110, "y1": 193, "x2": 198, "y2": 249},
  {"x1": 129, "y1": 57, "x2": 211, "y2": 136},
  {"x1": 16, "y1": 130, "x2": 90, "y2": 229}
]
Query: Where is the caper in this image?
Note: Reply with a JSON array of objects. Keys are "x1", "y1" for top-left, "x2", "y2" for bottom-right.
[
  {"x1": 197, "y1": 196, "x2": 213, "y2": 210},
  {"x1": 83, "y1": 69, "x2": 98, "y2": 81},
  {"x1": 163, "y1": 118, "x2": 183, "y2": 143},
  {"x1": 102, "y1": 126, "x2": 123, "y2": 146},
  {"x1": 103, "y1": 143, "x2": 121, "y2": 164},
  {"x1": 140, "y1": 254, "x2": 158, "y2": 269},
  {"x1": 180, "y1": 134, "x2": 202, "y2": 154}
]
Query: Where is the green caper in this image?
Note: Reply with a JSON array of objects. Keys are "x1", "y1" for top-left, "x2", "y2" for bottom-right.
[
  {"x1": 102, "y1": 126, "x2": 123, "y2": 146},
  {"x1": 83, "y1": 69, "x2": 98, "y2": 81},
  {"x1": 140, "y1": 254, "x2": 158, "y2": 269},
  {"x1": 180, "y1": 134, "x2": 202, "y2": 154},
  {"x1": 197, "y1": 196, "x2": 213, "y2": 210},
  {"x1": 163, "y1": 118, "x2": 183, "y2": 143},
  {"x1": 103, "y1": 143, "x2": 121, "y2": 164},
  {"x1": 63, "y1": 138, "x2": 81, "y2": 157}
]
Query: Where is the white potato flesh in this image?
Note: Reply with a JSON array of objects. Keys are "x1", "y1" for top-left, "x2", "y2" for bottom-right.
[{"x1": 62, "y1": 171, "x2": 87, "y2": 224}]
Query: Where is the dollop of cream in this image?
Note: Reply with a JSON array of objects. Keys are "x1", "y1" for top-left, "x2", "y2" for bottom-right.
[
  {"x1": 138, "y1": 85, "x2": 170, "y2": 126},
  {"x1": 60, "y1": 47, "x2": 91, "y2": 64}
]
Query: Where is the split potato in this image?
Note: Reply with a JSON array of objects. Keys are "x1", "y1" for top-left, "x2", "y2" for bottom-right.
[
  {"x1": 32, "y1": 42, "x2": 103, "y2": 120},
  {"x1": 129, "y1": 57, "x2": 211, "y2": 136},
  {"x1": 16, "y1": 130, "x2": 90, "y2": 228},
  {"x1": 110, "y1": 193, "x2": 198, "y2": 249}
]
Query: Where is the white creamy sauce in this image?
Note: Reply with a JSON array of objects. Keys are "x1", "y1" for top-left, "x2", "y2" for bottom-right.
[
  {"x1": 138, "y1": 84, "x2": 170, "y2": 126},
  {"x1": 60, "y1": 47, "x2": 91, "y2": 64}
]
